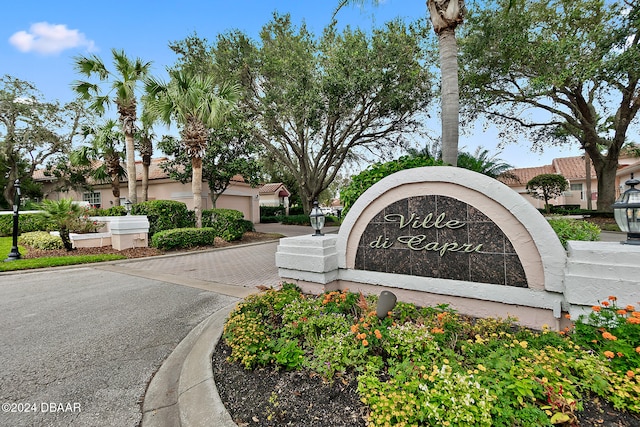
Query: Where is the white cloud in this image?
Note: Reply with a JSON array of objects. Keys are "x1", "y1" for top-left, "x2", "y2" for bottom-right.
[{"x1": 9, "y1": 22, "x2": 96, "y2": 55}]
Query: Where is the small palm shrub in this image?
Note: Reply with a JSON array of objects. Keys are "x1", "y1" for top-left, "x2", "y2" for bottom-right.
[
  {"x1": 38, "y1": 199, "x2": 85, "y2": 251},
  {"x1": 150, "y1": 227, "x2": 216, "y2": 250},
  {"x1": 18, "y1": 231, "x2": 63, "y2": 250},
  {"x1": 223, "y1": 287, "x2": 640, "y2": 426}
]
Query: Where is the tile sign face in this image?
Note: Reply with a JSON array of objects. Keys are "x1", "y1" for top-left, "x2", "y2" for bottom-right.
[{"x1": 354, "y1": 195, "x2": 527, "y2": 287}]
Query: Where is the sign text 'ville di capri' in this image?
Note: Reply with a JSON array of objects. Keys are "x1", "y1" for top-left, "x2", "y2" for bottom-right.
[{"x1": 354, "y1": 195, "x2": 528, "y2": 287}]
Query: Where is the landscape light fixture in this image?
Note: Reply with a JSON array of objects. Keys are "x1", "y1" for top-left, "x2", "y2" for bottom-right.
[
  {"x1": 376, "y1": 291, "x2": 397, "y2": 319},
  {"x1": 124, "y1": 199, "x2": 132, "y2": 215},
  {"x1": 309, "y1": 201, "x2": 325, "y2": 236},
  {"x1": 612, "y1": 173, "x2": 640, "y2": 245},
  {"x1": 5, "y1": 179, "x2": 22, "y2": 261}
]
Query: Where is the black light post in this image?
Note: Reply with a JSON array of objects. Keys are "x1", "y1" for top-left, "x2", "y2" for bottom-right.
[{"x1": 5, "y1": 179, "x2": 21, "y2": 261}]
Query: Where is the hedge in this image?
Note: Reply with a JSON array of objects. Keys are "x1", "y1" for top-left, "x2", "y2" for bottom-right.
[
  {"x1": 132, "y1": 200, "x2": 194, "y2": 237},
  {"x1": 202, "y1": 208, "x2": 252, "y2": 242},
  {"x1": 0, "y1": 213, "x2": 52, "y2": 236},
  {"x1": 151, "y1": 227, "x2": 216, "y2": 250}
]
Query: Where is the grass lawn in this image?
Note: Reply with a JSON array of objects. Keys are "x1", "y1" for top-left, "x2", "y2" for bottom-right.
[{"x1": 0, "y1": 236, "x2": 125, "y2": 272}]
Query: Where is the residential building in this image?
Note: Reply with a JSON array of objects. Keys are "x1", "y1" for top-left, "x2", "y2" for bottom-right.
[
  {"x1": 500, "y1": 155, "x2": 640, "y2": 210},
  {"x1": 33, "y1": 158, "x2": 261, "y2": 222}
]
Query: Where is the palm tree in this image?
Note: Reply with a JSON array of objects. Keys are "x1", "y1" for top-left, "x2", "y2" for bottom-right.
[
  {"x1": 73, "y1": 49, "x2": 151, "y2": 205},
  {"x1": 136, "y1": 118, "x2": 155, "y2": 202},
  {"x1": 39, "y1": 198, "x2": 85, "y2": 251},
  {"x1": 334, "y1": 0, "x2": 465, "y2": 166},
  {"x1": 72, "y1": 119, "x2": 126, "y2": 206},
  {"x1": 144, "y1": 69, "x2": 239, "y2": 227},
  {"x1": 456, "y1": 146, "x2": 516, "y2": 179}
]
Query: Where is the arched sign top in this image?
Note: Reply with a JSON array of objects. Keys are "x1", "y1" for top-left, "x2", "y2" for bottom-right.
[{"x1": 336, "y1": 167, "x2": 567, "y2": 292}]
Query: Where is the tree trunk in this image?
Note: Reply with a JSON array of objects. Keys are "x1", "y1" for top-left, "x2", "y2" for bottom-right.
[
  {"x1": 142, "y1": 154, "x2": 151, "y2": 202},
  {"x1": 439, "y1": 28, "x2": 460, "y2": 167},
  {"x1": 192, "y1": 156, "x2": 203, "y2": 228},
  {"x1": 125, "y1": 131, "x2": 137, "y2": 204},
  {"x1": 585, "y1": 151, "x2": 592, "y2": 210},
  {"x1": 594, "y1": 159, "x2": 618, "y2": 212},
  {"x1": 111, "y1": 173, "x2": 121, "y2": 206},
  {"x1": 60, "y1": 227, "x2": 74, "y2": 251}
]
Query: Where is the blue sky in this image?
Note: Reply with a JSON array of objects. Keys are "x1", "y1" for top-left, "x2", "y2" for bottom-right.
[{"x1": 1, "y1": 0, "x2": 585, "y2": 169}]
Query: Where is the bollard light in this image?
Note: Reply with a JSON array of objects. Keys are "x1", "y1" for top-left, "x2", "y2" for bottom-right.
[
  {"x1": 5, "y1": 179, "x2": 22, "y2": 261},
  {"x1": 376, "y1": 291, "x2": 397, "y2": 319},
  {"x1": 612, "y1": 173, "x2": 640, "y2": 245},
  {"x1": 309, "y1": 201, "x2": 325, "y2": 236}
]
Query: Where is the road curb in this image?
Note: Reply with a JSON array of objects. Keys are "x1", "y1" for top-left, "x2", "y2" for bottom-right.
[{"x1": 141, "y1": 302, "x2": 239, "y2": 427}]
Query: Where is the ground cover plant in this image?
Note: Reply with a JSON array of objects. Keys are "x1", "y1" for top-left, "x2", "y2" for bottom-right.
[{"x1": 221, "y1": 285, "x2": 640, "y2": 426}]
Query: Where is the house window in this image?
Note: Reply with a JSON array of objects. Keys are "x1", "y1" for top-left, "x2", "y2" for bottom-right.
[
  {"x1": 570, "y1": 183, "x2": 583, "y2": 200},
  {"x1": 83, "y1": 192, "x2": 101, "y2": 208}
]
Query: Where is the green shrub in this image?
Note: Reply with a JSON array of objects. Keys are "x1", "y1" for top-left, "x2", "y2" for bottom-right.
[
  {"x1": 18, "y1": 231, "x2": 63, "y2": 250},
  {"x1": 0, "y1": 213, "x2": 53, "y2": 236},
  {"x1": 150, "y1": 227, "x2": 216, "y2": 250},
  {"x1": 260, "y1": 205, "x2": 286, "y2": 217},
  {"x1": 280, "y1": 214, "x2": 310, "y2": 226},
  {"x1": 202, "y1": 208, "x2": 248, "y2": 241},
  {"x1": 88, "y1": 206, "x2": 127, "y2": 216},
  {"x1": 547, "y1": 218, "x2": 601, "y2": 247},
  {"x1": 340, "y1": 156, "x2": 444, "y2": 214},
  {"x1": 289, "y1": 206, "x2": 304, "y2": 215},
  {"x1": 132, "y1": 200, "x2": 194, "y2": 237},
  {"x1": 260, "y1": 216, "x2": 280, "y2": 224}
]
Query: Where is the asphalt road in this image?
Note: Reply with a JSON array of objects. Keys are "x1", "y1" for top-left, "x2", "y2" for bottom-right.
[{"x1": 0, "y1": 266, "x2": 239, "y2": 427}]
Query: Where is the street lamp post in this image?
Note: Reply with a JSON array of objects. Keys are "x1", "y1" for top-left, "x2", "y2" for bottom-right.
[{"x1": 5, "y1": 179, "x2": 22, "y2": 261}]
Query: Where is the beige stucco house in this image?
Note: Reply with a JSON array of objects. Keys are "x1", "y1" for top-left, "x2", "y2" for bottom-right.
[
  {"x1": 34, "y1": 158, "x2": 261, "y2": 223},
  {"x1": 258, "y1": 183, "x2": 290, "y2": 213},
  {"x1": 500, "y1": 155, "x2": 640, "y2": 210}
]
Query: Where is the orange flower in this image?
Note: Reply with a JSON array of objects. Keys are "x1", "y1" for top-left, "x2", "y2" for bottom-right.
[
  {"x1": 350, "y1": 324, "x2": 359, "y2": 333},
  {"x1": 437, "y1": 312, "x2": 447, "y2": 321},
  {"x1": 632, "y1": 311, "x2": 640, "y2": 318},
  {"x1": 431, "y1": 327, "x2": 444, "y2": 334},
  {"x1": 374, "y1": 329, "x2": 382, "y2": 339},
  {"x1": 617, "y1": 309, "x2": 628, "y2": 315},
  {"x1": 636, "y1": 347, "x2": 640, "y2": 354},
  {"x1": 601, "y1": 301, "x2": 610, "y2": 307},
  {"x1": 627, "y1": 371, "x2": 635, "y2": 378},
  {"x1": 602, "y1": 332, "x2": 618, "y2": 341},
  {"x1": 592, "y1": 306, "x2": 601, "y2": 312},
  {"x1": 604, "y1": 351, "x2": 615, "y2": 359},
  {"x1": 564, "y1": 314, "x2": 571, "y2": 319},
  {"x1": 626, "y1": 305, "x2": 636, "y2": 311},
  {"x1": 628, "y1": 317, "x2": 640, "y2": 325},
  {"x1": 362, "y1": 339, "x2": 369, "y2": 347},
  {"x1": 608, "y1": 296, "x2": 617, "y2": 301},
  {"x1": 617, "y1": 352, "x2": 624, "y2": 357}
]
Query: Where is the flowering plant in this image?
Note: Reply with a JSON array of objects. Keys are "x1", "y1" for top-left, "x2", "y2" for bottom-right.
[{"x1": 572, "y1": 296, "x2": 640, "y2": 373}]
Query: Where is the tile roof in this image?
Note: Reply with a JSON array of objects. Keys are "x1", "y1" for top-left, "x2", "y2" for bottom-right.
[
  {"x1": 260, "y1": 182, "x2": 287, "y2": 194},
  {"x1": 499, "y1": 165, "x2": 555, "y2": 185},
  {"x1": 552, "y1": 156, "x2": 596, "y2": 180}
]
